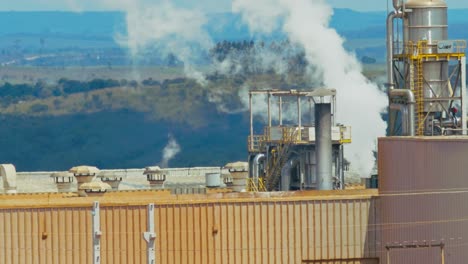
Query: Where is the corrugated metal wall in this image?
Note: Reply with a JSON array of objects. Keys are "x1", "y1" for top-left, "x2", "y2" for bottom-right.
[
  {"x1": 0, "y1": 192, "x2": 378, "y2": 264},
  {"x1": 379, "y1": 137, "x2": 468, "y2": 264}
]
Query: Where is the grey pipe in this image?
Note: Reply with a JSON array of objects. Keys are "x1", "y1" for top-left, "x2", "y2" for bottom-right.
[
  {"x1": 252, "y1": 153, "x2": 265, "y2": 185},
  {"x1": 389, "y1": 89, "x2": 416, "y2": 136},
  {"x1": 393, "y1": 0, "x2": 401, "y2": 11},
  {"x1": 280, "y1": 157, "x2": 299, "y2": 192},
  {"x1": 315, "y1": 103, "x2": 333, "y2": 190},
  {"x1": 387, "y1": 11, "x2": 404, "y2": 90},
  {"x1": 390, "y1": 104, "x2": 411, "y2": 135}
]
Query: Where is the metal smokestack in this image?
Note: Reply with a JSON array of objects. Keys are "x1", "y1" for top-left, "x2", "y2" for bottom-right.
[{"x1": 315, "y1": 102, "x2": 333, "y2": 190}]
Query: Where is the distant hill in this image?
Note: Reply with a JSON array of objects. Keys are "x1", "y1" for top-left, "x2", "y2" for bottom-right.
[
  {"x1": 0, "y1": 9, "x2": 467, "y2": 64},
  {"x1": 1, "y1": 9, "x2": 467, "y2": 39}
]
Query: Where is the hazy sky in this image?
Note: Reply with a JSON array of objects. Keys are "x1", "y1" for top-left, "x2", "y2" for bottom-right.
[{"x1": 0, "y1": 0, "x2": 467, "y2": 12}]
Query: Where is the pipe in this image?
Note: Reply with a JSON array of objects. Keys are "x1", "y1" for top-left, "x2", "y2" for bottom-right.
[
  {"x1": 462, "y1": 57, "x2": 467, "y2": 135},
  {"x1": 249, "y1": 93, "x2": 253, "y2": 148},
  {"x1": 339, "y1": 145, "x2": 345, "y2": 190},
  {"x1": 390, "y1": 104, "x2": 409, "y2": 135},
  {"x1": 252, "y1": 154, "x2": 265, "y2": 185},
  {"x1": 315, "y1": 103, "x2": 333, "y2": 190},
  {"x1": 387, "y1": 11, "x2": 404, "y2": 90},
  {"x1": 280, "y1": 157, "x2": 299, "y2": 191},
  {"x1": 393, "y1": 0, "x2": 401, "y2": 11},
  {"x1": 389, "y1": 89, "x2": 416, "y2": 136}
]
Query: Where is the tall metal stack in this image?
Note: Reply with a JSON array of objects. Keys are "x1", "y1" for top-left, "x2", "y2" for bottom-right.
[
  {"x1": 315, "y1": 102, "x2": 333, "y2": 190},
  {"x1": 387, "y1": 0, "x2": 467, "y2": 136}
]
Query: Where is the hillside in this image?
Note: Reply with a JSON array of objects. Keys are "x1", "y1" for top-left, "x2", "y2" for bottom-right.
[{"x1": 0, "y1": 72, "x2": 312, "y2": 171}]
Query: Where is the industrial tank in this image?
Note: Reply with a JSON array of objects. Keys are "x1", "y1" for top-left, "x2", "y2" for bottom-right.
[
  {"x1": 405, "y1": 0, "x2": 449, "y2": 113},
  {"x1": 387, "y1": 0, "x2": 466, "y2": 136}
]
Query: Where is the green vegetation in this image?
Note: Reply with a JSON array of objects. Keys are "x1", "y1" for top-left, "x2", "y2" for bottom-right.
[{"x1": 0, "y1": 66, "x2": 389, "y2": 171}]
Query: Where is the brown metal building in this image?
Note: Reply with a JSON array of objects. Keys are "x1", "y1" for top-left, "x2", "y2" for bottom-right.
[
  {"x1": 2, "y1": 136, "x2": 467, "y2": 263},
  {"x1": 379, "y1": 137, "x2": 468, "y2": 264},
  {"x1": 0, "y1": 190, "x2": 379, "y2": 264}
]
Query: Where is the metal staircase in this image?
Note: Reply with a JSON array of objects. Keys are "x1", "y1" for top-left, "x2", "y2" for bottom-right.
[{"x1": 265, "y1": 129, "x2": 297, "y2": 191}]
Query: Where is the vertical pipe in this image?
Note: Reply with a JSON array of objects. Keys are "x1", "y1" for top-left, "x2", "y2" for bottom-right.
[
  {"x1": 92, "y1": 201, "x2": 101, "y2": 264},
  {"x1": 387, "y1": 11, "x2": 403, "y2": 135},
  {"x1": 144, "y1": 204, "x2": 156, "y2": 264},
  {"x1": 279, "y1": 97, "x2": 283, "y2": 126},
  {"x1": 267, "y1": 92, "x2": 272, "y2": 127},
  {"x1": 340, "y1": 144, "x2": 345, "y2": 189},
  {"x1": 253, "y1": 154, "x2": 265, "y2": 185},
  {"x1": 309, "y1": 98, "x2": 313, "y2": 126},
  {"x1": 297, "y1": 96, "x2": 302, "y2": 140},
  {"x1": 315, "y1": 103, "x2": 333, "y2": 190},
  {"x1": 462, "y1": 57, "x2": 467, "y2": 135},
  {"x1": 249, "y1": 93, "x2": 253, "y2": 148}
]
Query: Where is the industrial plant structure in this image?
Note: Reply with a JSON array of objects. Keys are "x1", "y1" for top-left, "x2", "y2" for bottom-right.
[
  {"x1": 247, "y1": 89, "x2": 351, "y2": 191},
  {"x1": 0, "y1": 0, "x2": 465, "y2": 263}
]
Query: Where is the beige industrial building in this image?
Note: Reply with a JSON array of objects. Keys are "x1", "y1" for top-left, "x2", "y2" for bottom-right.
[{"x1": 0, "y1": 0, "x2": 466, "y2": 263}]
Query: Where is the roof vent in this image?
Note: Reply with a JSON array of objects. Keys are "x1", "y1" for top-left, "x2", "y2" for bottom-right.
[
  {"x1": 144, "y1": 166, "x2": 167, "y2": 190},
  {"x1": 224, "y1": 162, "x2": 248, "y2": 192},
  {"x1": 50, "y1": 172, "x2": 74, "y2": 193},
  {"x1": 97, "y1": 171, "x2": 125, "y2": 190},
  {"x1": 78, "y1": 181, "x2": 111, "y2": 197},
  {"x1": 69, "y1": 166, "x2": 100, "y2": 197}
]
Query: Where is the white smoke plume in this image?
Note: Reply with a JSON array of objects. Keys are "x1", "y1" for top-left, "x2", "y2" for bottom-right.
[
  {"x1": 233, "y1": 0, "x2": 388, "y2": 177},
  {"x1": 160, "y1": 134, "x2": 181, "y2": 168},
  {"x1": 73, "y1": 0, "x2": 213, "y2": 84}
]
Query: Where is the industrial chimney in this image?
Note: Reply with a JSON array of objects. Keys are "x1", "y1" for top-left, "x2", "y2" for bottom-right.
[{"x1": 311, "y1": 89, "x2": 336, "y2": 190}]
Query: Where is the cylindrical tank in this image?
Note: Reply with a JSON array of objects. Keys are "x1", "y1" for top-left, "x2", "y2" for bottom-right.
[
  {"x1": 205, "y1": 173, "x2": 221, "y2": 188},
  {"x1": 405, "y1": 0, "x2": 449, "y2": 112}
]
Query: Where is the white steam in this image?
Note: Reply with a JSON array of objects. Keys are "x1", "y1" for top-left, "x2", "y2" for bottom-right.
[
  {"x1": 160, "y1": 134, "x2": 181, "y2": 168},
  {"x1": 233, "y1": 0, "x2": 387, "y2": 176},
  {"x1": 92, "y1": 0, "x2": 212, "y2": 84}
]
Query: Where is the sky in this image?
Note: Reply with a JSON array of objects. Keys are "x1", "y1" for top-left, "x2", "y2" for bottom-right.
[{"x1": 0, "y1": 0, "x2": 467, "y2": 12}]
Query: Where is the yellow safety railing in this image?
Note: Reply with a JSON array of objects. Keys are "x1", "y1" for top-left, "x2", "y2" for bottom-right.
[
  {"x1": 248, "y1": 135, "x2": 266, "y2": 152},
  {"x1": 398, "y1": 40, "x2": 466, "y2": 60},
  {"x1": 247, "y1": 177, "x2": 266, "y2": 192}
]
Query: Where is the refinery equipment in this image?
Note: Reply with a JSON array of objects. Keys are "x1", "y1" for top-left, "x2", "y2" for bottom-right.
[
  {"x1": 247, "y1": 89, "x2": 351, "y2": 191},
  {"x1": 387, "y1": 0, "x2": 467, "y2": 136}
]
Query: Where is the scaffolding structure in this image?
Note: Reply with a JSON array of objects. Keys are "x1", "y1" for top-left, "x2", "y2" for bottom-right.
[
  {"x1": 247, "y1": 89, "x2": 351, "y2": 192},
  {"x1": 392, "y1": 40, "x2": 467, "y2": 136}
]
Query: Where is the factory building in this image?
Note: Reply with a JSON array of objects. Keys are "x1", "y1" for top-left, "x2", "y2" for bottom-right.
[{"x1": 0, "y1": 0, "x2": 465, "y2": 263}]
